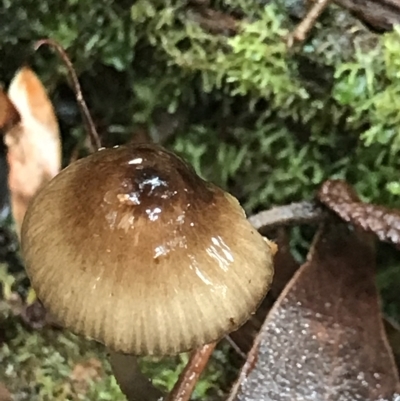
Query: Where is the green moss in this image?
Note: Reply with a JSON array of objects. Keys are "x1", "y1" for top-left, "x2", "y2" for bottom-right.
[
  {"x1": 2, "y1": 0, "x2": 400, "y2": 398},
  {"x1": 0, "y1": 294, "x2": 226, "y2": 400}
]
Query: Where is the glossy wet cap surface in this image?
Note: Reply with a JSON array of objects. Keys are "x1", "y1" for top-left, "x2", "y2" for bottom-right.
[{"x1": 21, "y1": 143, "x2": 274, "y2": 355}]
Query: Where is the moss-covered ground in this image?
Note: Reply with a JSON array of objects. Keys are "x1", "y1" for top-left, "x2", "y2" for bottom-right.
[{"x1": 1, "y1": 1, "x2": 400, "y2": 398}]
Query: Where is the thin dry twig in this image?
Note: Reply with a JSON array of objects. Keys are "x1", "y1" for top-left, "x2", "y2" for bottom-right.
[
  {"x1": 287, "y1": 0, "x2": 332, "y2": 47},
  {"x1": 224, "y1": 335, "x2": 247, "y2": 359},
  {"x1": 34, "y1": 39, "x2": 101, "y2": 152},
  {"x1": 165, "y1": 343, "x2": 217, "y2": 401},
  {"x1": 69, "y1": 142, "x2": 81, "y2": 165},
  {"x1": 248, "y1": 201, "x2": 325, "y2": 231}
]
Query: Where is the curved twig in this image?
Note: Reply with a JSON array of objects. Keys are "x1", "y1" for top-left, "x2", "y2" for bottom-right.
[
  {"x1": 34, "y1": 39, "x2": 102, "y2": 152},
  {"x1": 165, "y1": 343, "x2": 217, "y2": 401},
  {"x1": 248, "y1": 201, "x2": 325, "y2": 231}
]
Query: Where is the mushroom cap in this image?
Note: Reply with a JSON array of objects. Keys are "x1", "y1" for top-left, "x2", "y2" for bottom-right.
[{"x1": 21, "y1": 143, "x2": 274, "y2": 355}]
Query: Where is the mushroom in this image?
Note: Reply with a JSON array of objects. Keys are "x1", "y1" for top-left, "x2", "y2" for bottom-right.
[{"x1": 20, "y1": 143, "x2": 275, "y2": 400}]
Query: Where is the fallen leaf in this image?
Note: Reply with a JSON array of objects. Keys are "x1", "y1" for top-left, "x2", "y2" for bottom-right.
[
  {"x1": 229, "y1": 219, "x2": 400, "y2": 400},
  {"x1": 318, "y1": 180, "x2": 400, "y2": 246},
  {"x1": 4, "y1": 67, "x2": 61, "y2": 235},
  {"x1": 0, "y1": 87, "x2": 20, "y2": 131}
]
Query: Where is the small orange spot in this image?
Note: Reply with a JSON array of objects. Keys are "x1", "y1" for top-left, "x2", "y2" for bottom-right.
[
  {"x1": 117, "y1": 193, "x2": 138, "y2": 206},
  {"x1": 263, "y1": 237, "x2": 278, "y2": 256}
]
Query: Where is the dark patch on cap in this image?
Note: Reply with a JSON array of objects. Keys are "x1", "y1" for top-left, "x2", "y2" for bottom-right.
[{"x1": 61, "y1": 143, "x2": 221, "y2": 235}]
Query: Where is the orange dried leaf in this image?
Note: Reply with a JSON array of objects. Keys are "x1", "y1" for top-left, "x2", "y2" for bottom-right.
[
  {"x1": 0, "y1": 88, "x2": 20, "y2": 131},
  {"x1": 5, "y1": 67, "x2": 61, "y2": 235}
]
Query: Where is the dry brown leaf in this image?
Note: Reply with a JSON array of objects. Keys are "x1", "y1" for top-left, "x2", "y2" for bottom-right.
[
  {"x1": 229, "y1": 220, "x2": 400, "y2": 400},
  {"x1": 318, "y1": 180, "x2": 400, "y2": 246},
  {"x1": 5, "y1": 67, "x2": 61, "y2": 235}
]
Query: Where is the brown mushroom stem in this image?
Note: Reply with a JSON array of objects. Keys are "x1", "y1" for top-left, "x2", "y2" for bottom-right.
[{"x1": 109, "y1": 350, "x2": 163, "y2": 401}]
